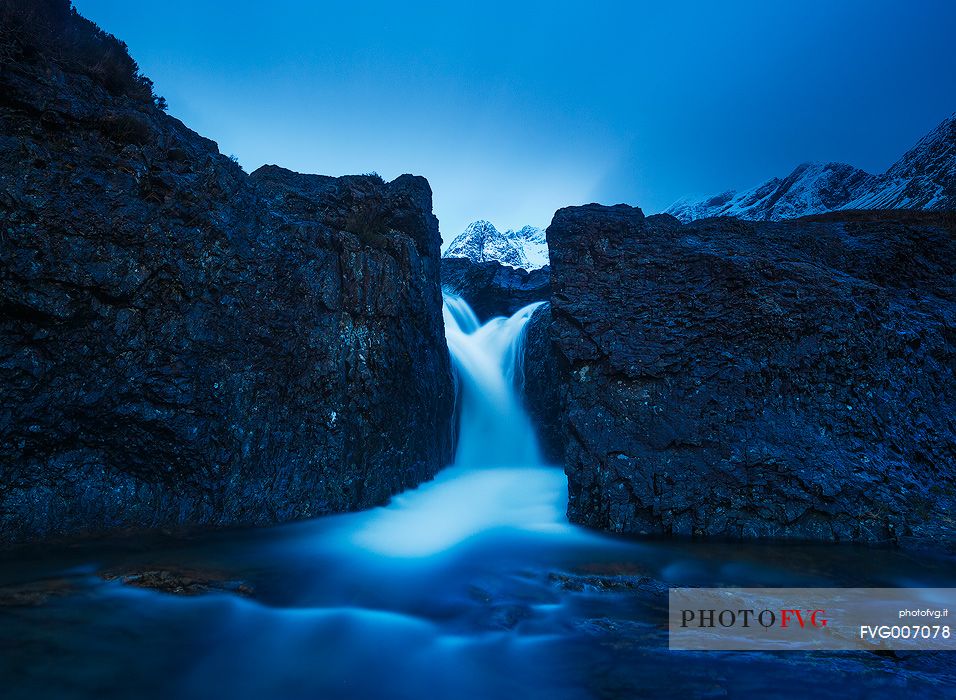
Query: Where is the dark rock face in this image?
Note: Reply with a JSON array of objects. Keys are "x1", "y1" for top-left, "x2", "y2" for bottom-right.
[
  {"x1": 521, "y1": 306, "x2": 564, "y2": 463},
  {"x1": 546, "y1": 203, "x2": 955, "y2": 545},
  {"x1": 0, "y1": 2, "x2": 454, "y2": 545},
  {"x1": 441, "y1": 256, "x2": 550, "y2": 322}
]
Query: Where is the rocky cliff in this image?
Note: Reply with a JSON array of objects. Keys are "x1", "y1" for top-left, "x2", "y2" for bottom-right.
[
  {"x1": 440, "y1": 257, "x2": 550, "y2": 322},
  {"x1": 543, "y1": 204, "x2": 955, "y2": 546},
  {"x1": 0, "y1": 1, "x2": 454, "y2": 545}
]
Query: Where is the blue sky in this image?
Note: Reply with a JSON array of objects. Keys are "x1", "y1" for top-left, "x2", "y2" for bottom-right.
[{"x1": 75, "y1": 0, "x2": 956, "y2": 241}]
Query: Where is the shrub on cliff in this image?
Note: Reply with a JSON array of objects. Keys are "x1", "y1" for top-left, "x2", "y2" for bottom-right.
[{"x1": 0, "y1": 0, "x2": 161, "y2": 105}]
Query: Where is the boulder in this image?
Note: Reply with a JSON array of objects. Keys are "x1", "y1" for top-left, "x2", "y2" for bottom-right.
[{"x1": 546, "y1": 203, "x2": 955, "y2": 545}]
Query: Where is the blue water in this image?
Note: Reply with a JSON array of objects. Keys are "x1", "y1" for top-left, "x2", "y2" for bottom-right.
[{"x1": 1, "y1": 296, "x2": 955, "y2": 699}]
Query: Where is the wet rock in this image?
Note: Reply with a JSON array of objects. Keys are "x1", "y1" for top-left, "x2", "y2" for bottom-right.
[
  {"x1": 548, "y1": 572, "x2": 667, "y2": 595},
  {"x1": 0, "y1": 2, "x2": 455, "y2": 546},
  {"x1": 521, "y1": 305, "x2": 565, "y2": 463},
  {"x1": 99, "y1": 566, "x2": 254, "y2": 597},
  {"x1": 546, "y1": 203, "x2": 955, "y2": 545},
  {"x1": 441, "y1": 256, "x2": 550, "y2": 322}
]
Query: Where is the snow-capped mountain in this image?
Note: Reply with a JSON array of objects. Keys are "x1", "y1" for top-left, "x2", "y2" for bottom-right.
[
  {"x1": 443, "y1": 221, "x2": 549, "y2": 270},
  {"x1": 666, "y1": 113, "x2": 956, "y2": 222},
  {"x1": 667, "y1": 162, "x2": 875, "y2": 222},
  {"x1": 842, "y1": 114, "x2": 956, "y2": 210}
]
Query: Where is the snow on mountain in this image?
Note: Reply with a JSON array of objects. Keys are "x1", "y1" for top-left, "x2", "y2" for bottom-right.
[
  {"x1": 443, "y1": 221, "x2": 549, "y2": 270},
  {"x1": 510, "y1": 225, "x2": 549, "y2": 269},
  {"x1": 667, "y1": 162, "x2": 874, "y2": 222},
  {"x1": 666, "y1": 113, "x2": 956, "y2": 222},
  {"x1": 842, "y1": 114, "x2": 956, "y2": 211}
]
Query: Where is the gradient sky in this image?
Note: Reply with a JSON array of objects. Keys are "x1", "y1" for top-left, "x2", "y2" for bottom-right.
[{"x1": 74, "y1": 0, "x2": 956, "y2": 242}]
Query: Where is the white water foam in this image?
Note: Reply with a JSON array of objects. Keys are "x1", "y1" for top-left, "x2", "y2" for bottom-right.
[{"x1": 351, "y1": 294, "x2": 576, "y2": 557}]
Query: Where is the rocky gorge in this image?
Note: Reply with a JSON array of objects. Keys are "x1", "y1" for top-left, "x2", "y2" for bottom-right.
[
  {"x1": 2, "y1": 1, "x2": 955, "y2": 556},
  {"x1": 0, "y1": 1, "x2": 454, "y2": 546},
  {"x1": 4, "y1": 4, "x2": 956, "y2": 700}
]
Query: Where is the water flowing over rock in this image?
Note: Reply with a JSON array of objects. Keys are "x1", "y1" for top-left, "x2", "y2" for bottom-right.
[
  {"x1": 542, "y1": 204, "x2": 956, "y2": 546},
  {"x1": 0, "y1": 1, "x2": 454, "y2": 545},
  {"x1": 443, "y1": 294, "x2": 543, "y2": 469},
  {"x1": 351, "y1": 294, "x2": 573, "y2": 557},
  {"x1": 440, "y1": 256, "x2": 550, "y2": 322}
]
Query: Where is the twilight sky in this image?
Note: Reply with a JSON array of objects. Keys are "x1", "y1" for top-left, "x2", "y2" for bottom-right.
[{"x1": 74, "y1": 0, "x2": 956, "y2": 242}]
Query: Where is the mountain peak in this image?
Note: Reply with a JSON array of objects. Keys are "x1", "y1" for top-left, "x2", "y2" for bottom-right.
[
  {"x1": 443, "y1": 221, "x2": 549, "y2": 270},
  {"x1": 464, "y1": 220, "x2": 497, "y2": 233},
  {"x1": 666, "y1": 114, "x2": 955, "y2": 221}
]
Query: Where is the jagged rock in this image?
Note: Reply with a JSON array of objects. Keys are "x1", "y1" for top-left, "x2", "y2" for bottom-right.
[
  {"x1": 440, "y1": 256, "x2": 550, "y2": 322},
  {"x1": 546, "y1": 203, "x2": 955, "y2": 545},
  {"x1": 0, "y1": 1, "x2": 454, "y2": 545}
]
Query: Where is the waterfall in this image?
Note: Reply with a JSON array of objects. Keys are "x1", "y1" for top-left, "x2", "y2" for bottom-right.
[
  {"x1": 443, "y1": 294, "x2": 544, "y2": 468},
  {"x1": 350, "y1": 294, "x2": 570, "y2": 557}
]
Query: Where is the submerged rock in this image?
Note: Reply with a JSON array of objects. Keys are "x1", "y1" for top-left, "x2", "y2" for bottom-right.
[
  {"x1": 548, "y1": 572, "x2": 668, "y2": 595},
  {"x1": 544, "y1": 203, "x2": 955, "y2": 545},
  {"x1": 440, "y1": 256, "x2": 550, "y2": 322},
  {"x1": 100, "y1": 566, "x2": 254, "y2": 597},
  {"x1": 0, "y1": 2, "x2": 454, "y2": 545}
]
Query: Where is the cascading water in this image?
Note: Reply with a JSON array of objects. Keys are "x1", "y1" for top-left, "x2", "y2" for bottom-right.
[
  {"x1": 350, "y1": 293, "x2": 576, "y2": 556},
  {"x1": 443, "y1": 293, "x2": 543, "y2": 468}
]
